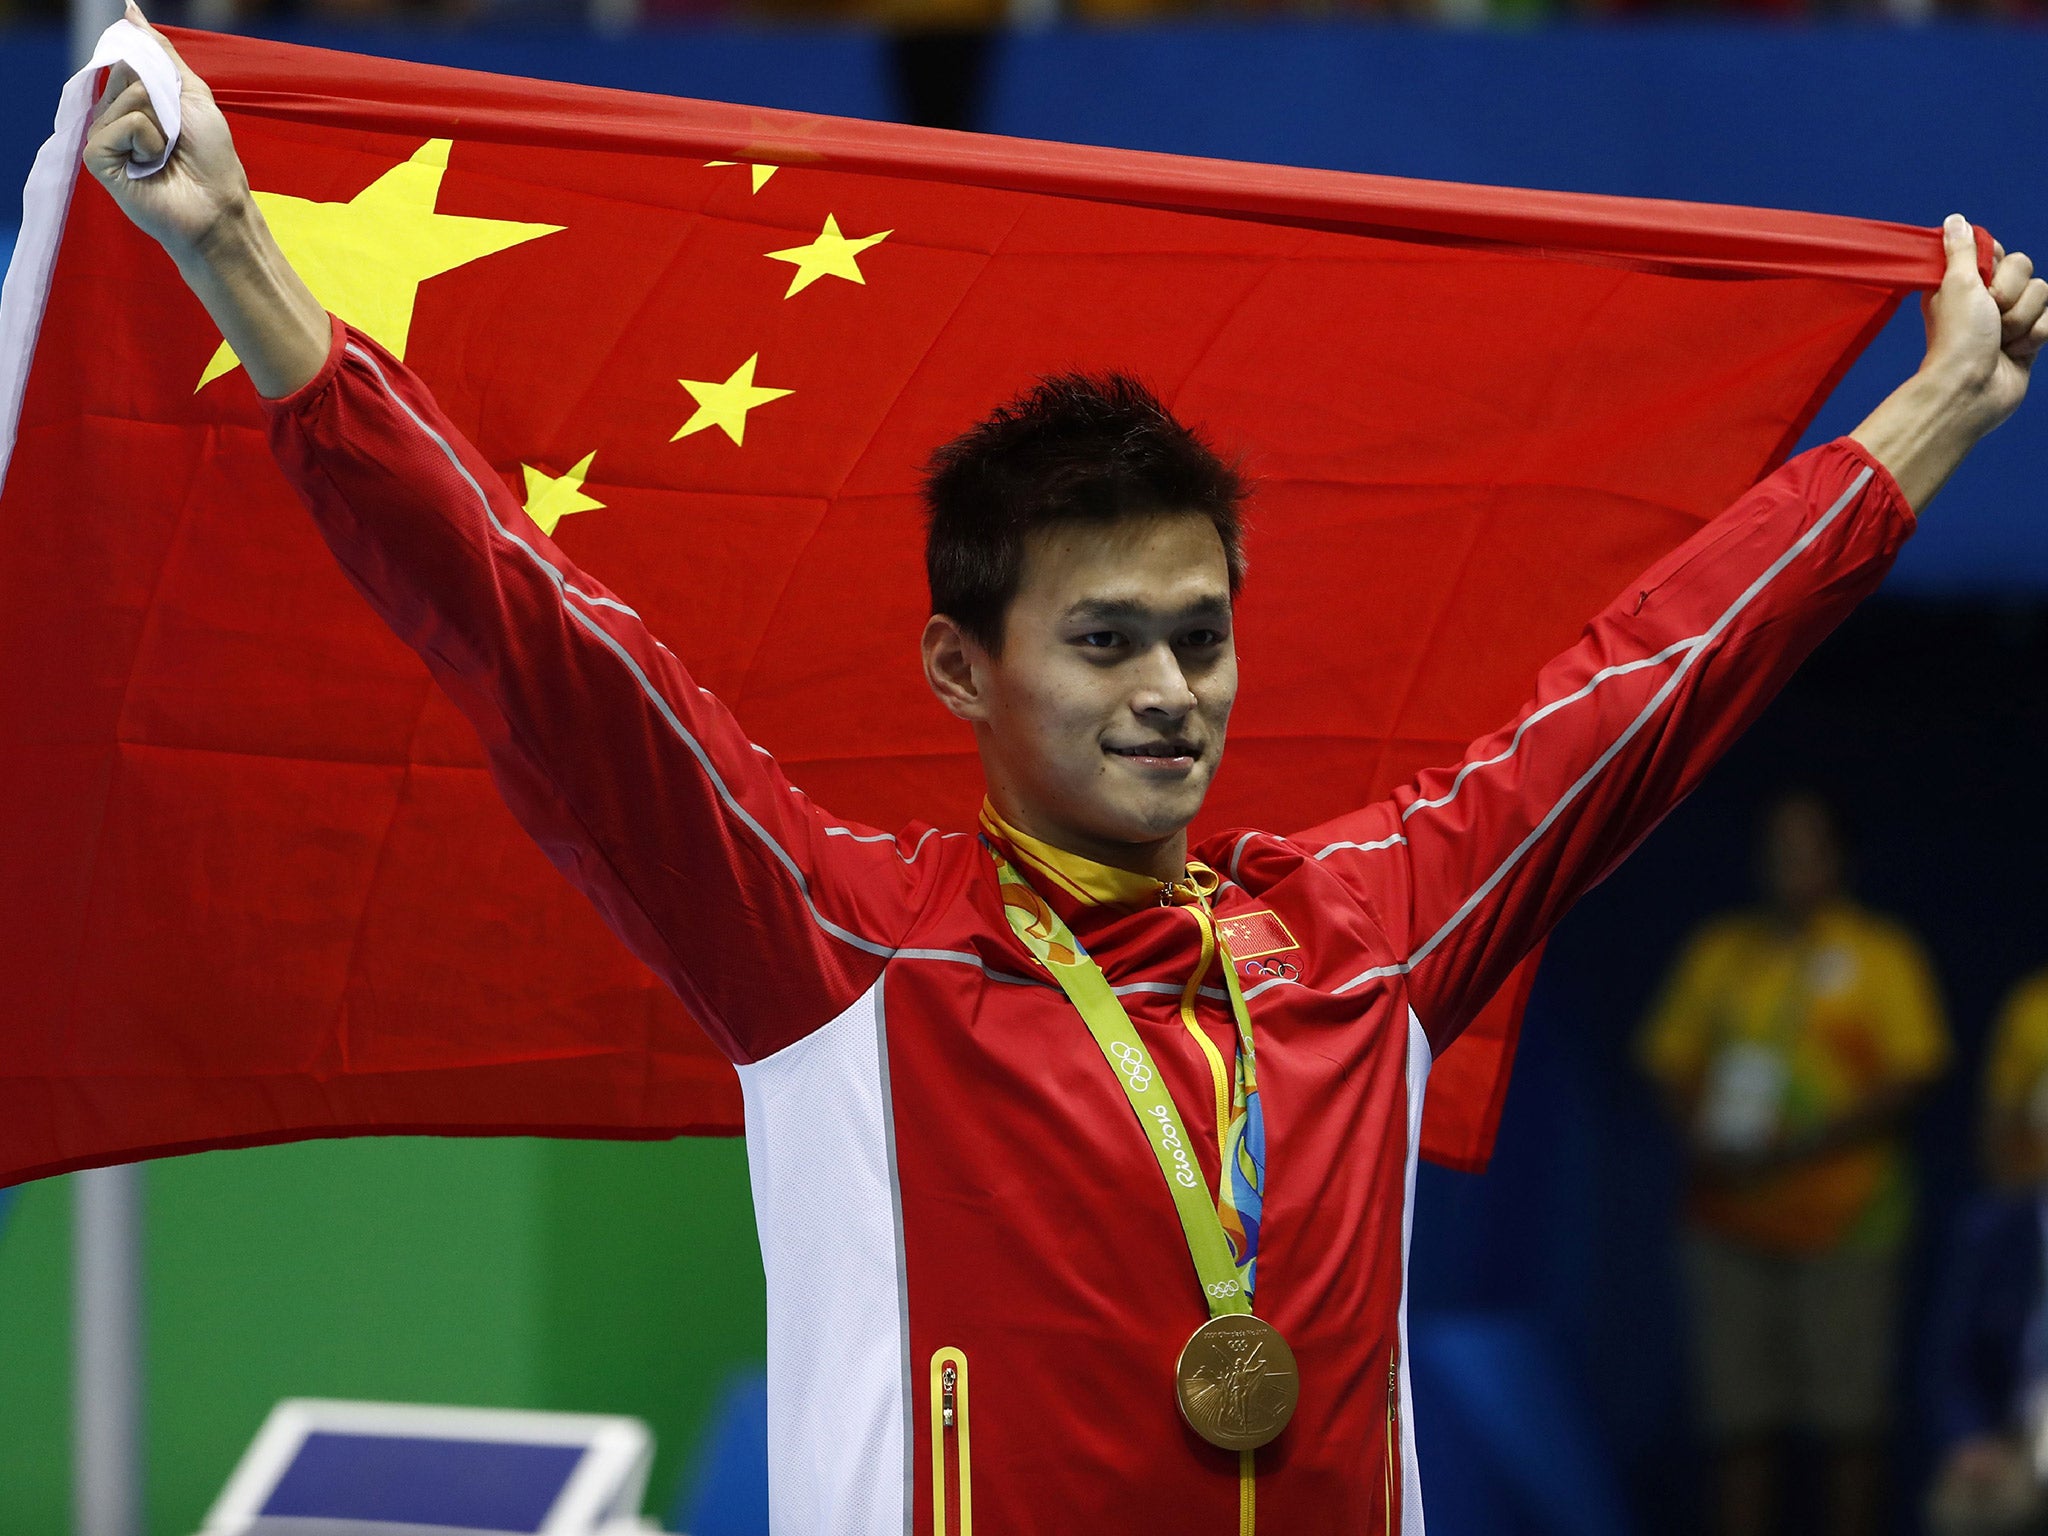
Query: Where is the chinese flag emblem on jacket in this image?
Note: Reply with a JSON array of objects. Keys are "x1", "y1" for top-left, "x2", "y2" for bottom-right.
[{"x1": 0, "y1": 28, "x2": 1951, "y2": 1186}]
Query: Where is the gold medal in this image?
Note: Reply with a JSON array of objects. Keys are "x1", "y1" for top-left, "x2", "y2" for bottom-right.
[
  {"x1": 989, "y1": 846, "x2": 1298, "y2": 1450},
  {"x1": 1174, "y1": 1313, "x2": 1300, "y2": 1451}
]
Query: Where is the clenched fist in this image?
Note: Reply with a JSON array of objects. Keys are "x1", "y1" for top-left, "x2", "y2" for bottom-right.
[
  {"x1": 84, "y1": 3, "x2": 252, "y2": 265},
  {"x1": 1850, "y1": 215, "x2": 2044, "y2": 512},
  {"x1": 1921, "y1": 214, "x2": 2048, "y2": 441},
  {"x1": 82, "y1": 3, "x2": 331, "y2": 397}
]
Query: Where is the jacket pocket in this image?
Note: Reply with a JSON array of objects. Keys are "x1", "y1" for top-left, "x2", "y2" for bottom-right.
[{"x1": 930, "y1": 1346, "x2": 972, "y2": 1536}]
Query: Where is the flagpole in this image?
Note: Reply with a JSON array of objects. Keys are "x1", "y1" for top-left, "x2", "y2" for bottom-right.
[
  {"x1": 73, "y1": 1164, "x2": 145, "y2": 1536},
  {"x1": 69, "y1": 0, "x2": 123, "y2": 70},
  {"x1": 65, "y1": 0, "x2": 152, "y2": 1526}
]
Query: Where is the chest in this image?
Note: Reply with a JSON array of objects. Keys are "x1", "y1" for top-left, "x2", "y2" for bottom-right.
[
  {"x1": 1709, "y1": 934, "x2": 1881, "y2": 1052},
  {"x1": 880, "y1": 875, "x2": 1412, "y2": 1214}
]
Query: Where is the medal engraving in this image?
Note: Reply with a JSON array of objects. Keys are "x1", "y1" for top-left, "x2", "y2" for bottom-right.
[{"x1": 1175, "y1": 1314, "x2": 1300, "y2": 1451}]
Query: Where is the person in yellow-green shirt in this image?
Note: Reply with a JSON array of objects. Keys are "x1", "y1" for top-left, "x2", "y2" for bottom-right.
[
  {"x1": 1919, "y1": 971, "x2": 2048, "y2": 1536},
  {"x1": 1981, "y1": 972, "x2": 2048, "y2": 1192},
  {"x1": 1640, "y1": 788, "x2": 1949, "y2": 1536}
]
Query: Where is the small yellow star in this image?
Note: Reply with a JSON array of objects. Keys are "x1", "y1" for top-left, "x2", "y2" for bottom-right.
[
  {"x1": 673, "y1": 355, "x2": 793, "y2": 447},
  {"x1": 200, "y1": 139, "x2": 561, "y2": 389},
  {"x1": 520, "y1": 451, "x2": 604, "y2": 537},
  {"x1": 706, "y1": 161, "x2": 778, "y2": 193},
  {"x1": 765, "y1": 214, "x2": 892, "y2": 299}
]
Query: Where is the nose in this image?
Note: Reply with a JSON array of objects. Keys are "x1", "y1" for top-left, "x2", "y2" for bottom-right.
[{"x1": 1130, "y1": 641, "x2": 1197, "y2": 721}]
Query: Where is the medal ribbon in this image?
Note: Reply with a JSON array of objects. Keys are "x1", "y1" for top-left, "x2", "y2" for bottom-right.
[{"x1": 990, "y1": 849, "x2": 1266, "y2": 1317}]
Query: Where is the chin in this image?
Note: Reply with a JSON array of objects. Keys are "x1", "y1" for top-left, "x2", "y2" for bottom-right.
[{"x1": 1105, "y1": 785, "x2": 1209, "y2": 844}]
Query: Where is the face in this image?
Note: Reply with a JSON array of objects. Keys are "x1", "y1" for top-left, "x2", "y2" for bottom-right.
[
  {"x1": 1761, "y1": 797, "x2": 1843, "y2": 914},
  {"x1": 923, "y1": 512, "x2": 1237, "y2": 867}
]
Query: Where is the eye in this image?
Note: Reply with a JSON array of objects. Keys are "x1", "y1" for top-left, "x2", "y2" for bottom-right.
[
  {"x1": 1180, "y1": 628, "x2": 1227, "y2": 650},
  {"x1": 1074, "y1": 631, "x2": 1124, "y2": 650}
]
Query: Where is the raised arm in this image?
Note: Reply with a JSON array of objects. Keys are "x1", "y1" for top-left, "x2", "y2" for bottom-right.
[
  {"x1": 1302, "y1": 215, "x2": 2044, "y2": 1051},
  {"x1": 84, "y1": 8, "x2": 329, "y2": 400},
  {"x1": 84, "y1": 14, "x2": 941, "y2": 1061}
]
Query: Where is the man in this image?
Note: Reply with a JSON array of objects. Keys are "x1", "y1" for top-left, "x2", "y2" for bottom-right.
[
  {"x1": 83, "y1": 11, "x2": 2047, "y2": 1531},
  {"x1": 1640, "y1": 790, "x2": 1949, "y2": 1536}
]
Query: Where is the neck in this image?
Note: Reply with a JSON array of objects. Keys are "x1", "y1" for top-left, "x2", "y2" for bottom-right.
[
  {"x1": 1772, "y1": 893, "x2": 1833, "y2": 930},
  {"x1": 987, "y1": 796, "x2": 1190, "y2": 884}
]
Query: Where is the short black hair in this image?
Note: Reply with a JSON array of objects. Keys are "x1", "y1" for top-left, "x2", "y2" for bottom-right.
[{"x1": 922, "y1": 372, "x2": 1248, "y2": 654}]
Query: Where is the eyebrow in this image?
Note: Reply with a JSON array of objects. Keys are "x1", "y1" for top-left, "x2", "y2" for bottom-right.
[{"x1": 1063, "y1": 595, "x2": 1232, "y2": 625}]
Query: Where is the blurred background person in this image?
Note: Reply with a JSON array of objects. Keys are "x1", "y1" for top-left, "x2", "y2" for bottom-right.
[
  {"x1": 1981, "y1": 971, "x2": 2048, "y2": 1192},
  {"x1": 1924, "y1": 969, "x2": 2048, "y2": 1536},
  {"x1": 1639, "y1": 788, "x2": 1949, "y2": 1536}
]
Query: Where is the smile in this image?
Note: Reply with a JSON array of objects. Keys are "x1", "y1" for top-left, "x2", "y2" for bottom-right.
[{"x1": 1106, "y1": 742, "x2": 1201, "y2": 771}]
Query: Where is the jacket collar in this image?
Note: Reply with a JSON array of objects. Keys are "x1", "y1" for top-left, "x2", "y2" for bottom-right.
[{"x1": 978, "y1": 800, "x2": 1215, "y2": 912}]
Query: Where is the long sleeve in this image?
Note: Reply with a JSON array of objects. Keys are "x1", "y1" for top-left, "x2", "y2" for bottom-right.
[
  {"x1": 1298, "y1": 438, "x2": 1915, "y2": 1052},
  {"x1": 263, "y1": 317, "x2": 941, "y2": 1063}
]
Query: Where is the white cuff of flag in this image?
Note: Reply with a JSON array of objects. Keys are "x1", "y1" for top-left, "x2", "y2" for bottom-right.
[
  {"x1": 88, "y1": 18, "x2": 185, "y2": 180},
  {"x1": 0, "y1": 18, "x2": 182, "y2": 498}
]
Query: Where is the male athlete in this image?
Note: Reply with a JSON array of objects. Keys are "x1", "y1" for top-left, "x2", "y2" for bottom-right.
[{"x1": 85, "y1": 12, "x2": 2048, "y2": 1533}]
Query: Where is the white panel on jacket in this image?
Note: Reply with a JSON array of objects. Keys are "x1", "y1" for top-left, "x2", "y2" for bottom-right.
[
  {"x1": 1399, "y1": 1007, "x2": 1432, "y2": 1536},
  {"x1": 739, "y1": 982, "x2": 909, "y2": 1536}
]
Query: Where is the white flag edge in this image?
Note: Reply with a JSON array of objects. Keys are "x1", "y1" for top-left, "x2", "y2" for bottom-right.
[{"x1": 0, "y1": 19, "x2": 183, "y2": 499}]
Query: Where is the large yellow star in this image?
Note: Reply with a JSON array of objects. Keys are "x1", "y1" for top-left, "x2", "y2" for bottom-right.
[
  {"x1": 521, "y1": 451, "x2": 604, "y2": 537},
  {"x1": 706, "y1": 161, "x2": 778, "y2": 193},
  {"x1": 199, "y1": 140, "x2": 562, "y2": 389},
  {"x1": 673, "y1": 355, "x2": 793, "y2": 447},
  {"x1": 765, "y1": 214, "x2": 892, "y2": 299}
]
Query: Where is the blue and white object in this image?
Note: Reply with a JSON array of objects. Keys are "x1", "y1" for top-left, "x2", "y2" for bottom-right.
[{"x1": 197, "y1": 1399, "x2": 654, "y2": 1536}]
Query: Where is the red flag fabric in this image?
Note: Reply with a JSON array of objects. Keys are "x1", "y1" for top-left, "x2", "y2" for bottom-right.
[{"x1": 0, "y1": 28, "x2": 1953, "y2": 1188}]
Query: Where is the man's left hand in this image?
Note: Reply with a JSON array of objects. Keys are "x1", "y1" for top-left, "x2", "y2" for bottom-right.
[{"x1": 1925, "y1": 215, "x2": 2048, "y2": 438}]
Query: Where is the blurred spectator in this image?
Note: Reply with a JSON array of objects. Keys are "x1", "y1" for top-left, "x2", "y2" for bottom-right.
[
  {"x1": 891, "y1": 28, "x2": 995, "y2": 129},
  {"x1": 1924, "y1": 972, "x2": 2048, "y2": 1536},
  {"x1": 1983, "y1": 972, "x2": 2048, "y2": 1191},
  {"x1": 1638, "y1": 788, "x2": 1949, "y2": 1536}
]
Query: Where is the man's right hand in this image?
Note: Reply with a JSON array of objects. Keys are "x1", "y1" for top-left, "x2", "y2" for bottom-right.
[
  {"x1": 81, "y1": 3, "x2": 332, "y2": 399},
  {"x1": 84, "y1": 5, "x2": 250, "y2": 264}
]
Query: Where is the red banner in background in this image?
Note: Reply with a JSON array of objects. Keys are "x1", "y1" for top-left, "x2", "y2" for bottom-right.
[{"x1": 0, "y1": 28, "x2": 1942, "y2": 1185}]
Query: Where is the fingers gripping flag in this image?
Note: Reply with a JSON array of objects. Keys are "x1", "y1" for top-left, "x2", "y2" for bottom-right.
[{"x1": 0, "y1": 27, "x2": 1960, "y2": 1186}]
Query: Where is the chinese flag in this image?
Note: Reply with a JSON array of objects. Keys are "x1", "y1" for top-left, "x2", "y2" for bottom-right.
[{"x1": 0, "y1": 29, "x2": 1948, "y2": 1187}]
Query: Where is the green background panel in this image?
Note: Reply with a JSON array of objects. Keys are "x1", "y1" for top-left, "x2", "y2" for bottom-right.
[{"x1": 0, "y1": 1134, "x2": 764, "y2": 1536}]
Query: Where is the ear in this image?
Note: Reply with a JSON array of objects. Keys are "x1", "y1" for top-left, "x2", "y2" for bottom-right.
[{"x1": 922, "y1": 613, "x2": 991, "y2": 722}]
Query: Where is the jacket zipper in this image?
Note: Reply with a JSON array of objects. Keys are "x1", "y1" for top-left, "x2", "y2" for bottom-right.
[
  {"x1": 930, "y1": 1347, "x2": 971, "y2": 1536},
  {"x1": 1384, "y1": 1344, "x2": 1401, "y2": 1536}
]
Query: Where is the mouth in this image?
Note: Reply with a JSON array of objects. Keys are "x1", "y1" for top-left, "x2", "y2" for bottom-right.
[{"x1": 1105, "y1": 740, "x2": 1202, "y2": 772}]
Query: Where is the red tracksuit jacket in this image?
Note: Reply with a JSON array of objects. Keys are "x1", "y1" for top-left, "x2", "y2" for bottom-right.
[{"x1": 265, "y1": 315, "x2": 1915, "y2": 1535}]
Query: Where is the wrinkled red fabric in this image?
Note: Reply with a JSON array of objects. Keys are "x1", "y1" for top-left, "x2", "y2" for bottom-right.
[{"x1": 0, "y1": 30, "x2": 1950, "y2": 1185}]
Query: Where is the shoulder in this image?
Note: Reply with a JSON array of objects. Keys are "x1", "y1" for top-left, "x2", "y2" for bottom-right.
[
  {"x1": 1198, "y1": 824, "x2": 1400, "y2": 946},
  {"x1": 1836, "y1": 902, "x2": 1910, "y2": 940},
  {"x1": 1199, "y1": 823, "x2": 1408, "y2": 912},
  {"x1": 1833, "y1": 905, "x2": 1933, "y2": 969},
  {"x1": 1987, "y1": 970, "x2": 2048, "y2": 1080},
  {"x1": 1200, "y1": 827, "x2": 1300, "y2": 891},
  {"x1": 1679, "y1": 911, "x2": 1762, "y2": 965}
]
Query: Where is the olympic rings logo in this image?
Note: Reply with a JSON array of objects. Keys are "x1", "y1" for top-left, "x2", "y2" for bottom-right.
[
  {"x1": 1110, "y1": 1041, "x2": 1154, "y2": 1092},
  {"x1": 1205, "y1": 1279, "x2": 1242, "y2": 1299},
  {"x1": 1242, "y1": 958, "x2": 1299, "y2": 982}
]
